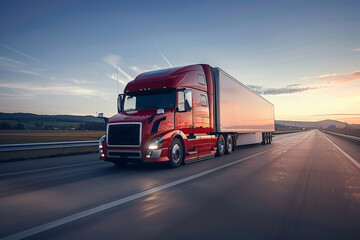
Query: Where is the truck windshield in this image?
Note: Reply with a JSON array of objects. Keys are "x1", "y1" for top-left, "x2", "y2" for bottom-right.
[{"x1": 124, "y1": 89, "x2": 175, "y2": 111}]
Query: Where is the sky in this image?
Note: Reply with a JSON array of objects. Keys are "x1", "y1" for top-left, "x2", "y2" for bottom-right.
[{"x1": 0, "y1": 0, "x2": 359, "y2": 123}]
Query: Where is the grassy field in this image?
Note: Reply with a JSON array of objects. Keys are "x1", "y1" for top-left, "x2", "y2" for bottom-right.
[
  {"x1": 0, "y1": 130, "x2": 105, "y2": 144},
  {"x1": 0, "y1": 146, "x2": 100, "y2": 161},
  {"x1": 0, "y1": 130, "x2": 105, "y2": 161}
]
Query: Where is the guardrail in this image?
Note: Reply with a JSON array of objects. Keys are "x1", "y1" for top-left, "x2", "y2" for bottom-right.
[
  {"x1": 273, "y1": 130, "x2": 304, "y2": 135},
  {"x1": 322, "y1": 130, "x2": 360, "y2": 142},
  {"x1": 0, "y1": 140, "x2": 99, "y2": 152}
]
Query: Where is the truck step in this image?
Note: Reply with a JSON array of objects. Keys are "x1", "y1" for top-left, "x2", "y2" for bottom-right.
[
  {"x1": 184, "y1": 153, "x2": 215, "y2": 165},
  {"x1": 186, "y1": 151, "x2": 198, "y2": 155}
]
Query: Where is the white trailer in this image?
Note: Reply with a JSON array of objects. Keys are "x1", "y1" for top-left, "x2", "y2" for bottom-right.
[{"x1": 213, "y1": 68, "x2": 275, "y2": 146}]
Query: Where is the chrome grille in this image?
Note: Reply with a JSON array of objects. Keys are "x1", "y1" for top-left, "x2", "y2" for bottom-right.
[{"x1": 107, "y1": 123, "x2": 141, "y2": 146}]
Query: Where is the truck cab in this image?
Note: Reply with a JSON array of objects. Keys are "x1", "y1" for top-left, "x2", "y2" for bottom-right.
[{"x1": 99, "y1": 64, "x2": 217, "y2": 168}]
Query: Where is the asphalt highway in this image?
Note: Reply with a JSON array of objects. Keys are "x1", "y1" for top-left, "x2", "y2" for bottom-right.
[{"x1": 0, "y1": 130, "x2": 359, "y2": 240}]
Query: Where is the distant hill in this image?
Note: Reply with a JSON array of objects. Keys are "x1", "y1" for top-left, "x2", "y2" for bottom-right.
[
  {"x1": 0, "y1": 112, "x2": 105, "y2": 130},
  {"x1": 1, "y1": 112, "x2": 358, "y2": 131},
  {"x1": 275, "y1": 119, "x2": 359, "y2": 129}
]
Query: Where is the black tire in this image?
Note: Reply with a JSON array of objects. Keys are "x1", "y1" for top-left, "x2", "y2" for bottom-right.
[
  {"x1": 269, "y1": 133, "x2": 272, "y2": 144},
  {"x1": 168, "y1": 138, "x2": 184, "y2": 168},
  {"x1": 225, "y1": 134, "x2": 233, "y2": 154},
  {"x1": 113, "y1": 160, "x2": 128, "y2": 168},
  {"x1": 262, "y1": 133, "x2": 266, "y2": 145},
  {"x1": 266, "y1": 133, "x2": 269, "y2": 144},
  {"x1": 216, "y1": 135, "x2": 225, "y2": 156}
]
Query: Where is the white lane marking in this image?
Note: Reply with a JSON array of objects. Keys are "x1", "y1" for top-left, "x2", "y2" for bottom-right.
[
  {"x1": 322, "y1": 133, "x2": 360, "y2": 169},
  {"x1": 0, "y1": 138, "x2": 303, "y2": 240},
  {"x1": 0, "y1": 161, "x2": 102, "y2": 177}
]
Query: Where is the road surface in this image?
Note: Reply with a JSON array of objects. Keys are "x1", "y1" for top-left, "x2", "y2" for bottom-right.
[{"x1": 0, "y1": 130, "x2": 359, "y2": 239}]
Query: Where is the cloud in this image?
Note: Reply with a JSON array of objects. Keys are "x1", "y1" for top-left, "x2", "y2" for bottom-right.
[
  {"x1": 286, "y1": 84, "x2": 301, "y2": 87},
  {"x1": 312, "y1": 113, "x2": 360, "y2": 116},
  {"x1": 116, "y1": 66, "x2": 133, "y2": 80},
  {"x1": 0, "y1": 56, "x2": 25, "y2": 70},
  {"x1": 156, "y1": 46, "x2": 173, "y2": 67},
  {"x1": 105, "y1": 73, "x2": 128, "y2": 85},
  {"x1": 72, "y1": 78, "x2": 94, "y2": 85},
  {"x1": 130, "y1": 64, "x2": 161, "y2": 74},
  {"x1": 0, "y1": 82, "x2": 98, "y2": 97},
  {"x1": 0, "y1": 56, "x2": 24, "y2": 66},
  {"x1": 353, "y1": 49, "x2": 360, "y2": 52},
  {"x1": 0, "y1": 42, "x2": 43, "y2": 65},
  {"x1": 0, "y1": 56, "x2": 43, "y2": 76},
  {"x1": 103, "y1": 54, "x2": 122, "y2": 69},
  {"x1": 315, "y1": 71, "x2": 360, "y2": 83},
  {"x1": 247, "y1": 84, "x2": 322, "y2": 95},
  {"x1": 103, "y1": 54, "x2": 133, "y2": 81},
  {"x1": 20, "y1": 70, "x2": 42, "y2": 76}
]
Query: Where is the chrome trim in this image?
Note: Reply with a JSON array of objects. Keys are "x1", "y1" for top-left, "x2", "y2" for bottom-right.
[
  {"x1": 106, "y1": 122, "x2": 142, "y2": 147},
  {"x1": 150, "y1": 149, "x2": 162, "y2": 158},
  {"x1": 107, "y1": 150, "x2": 142, "y2": 159}
]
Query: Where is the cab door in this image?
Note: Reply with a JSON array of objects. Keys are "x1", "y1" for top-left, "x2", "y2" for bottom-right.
[
  {"x1": 191, "y1": 90, "x2": 212, "y2": 153},
  {"x1": 175, "y1": 89, "x2": 195, "y2": 152}
]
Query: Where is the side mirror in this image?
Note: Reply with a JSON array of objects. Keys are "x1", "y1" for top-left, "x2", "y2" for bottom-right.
[
  {"x1": 177, "y1": 91, "x2": 185, "y2": 112},
  {"x1": 117, "y1": 94, "x2": 124, "y2": 113},
  {"x1": 177, "y1": 89, "x2": 192, "y2": 112}
]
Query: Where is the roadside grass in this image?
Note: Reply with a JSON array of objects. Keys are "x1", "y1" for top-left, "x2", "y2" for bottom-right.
[
  {"x1": 0, "y1": 146, "x2": 99, "y2": 162},
  {"x1": 325, "y1": 128, "x2": 360, "y2": 137},
  {"x1": 0, "y1": 130, "x2": 105, "y2": 144},
  {"x1": 0, "y1": 130, "x2": 105, "y2": 161}
]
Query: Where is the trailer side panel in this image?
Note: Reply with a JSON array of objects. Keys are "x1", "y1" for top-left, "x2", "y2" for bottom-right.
[{"x1": 213, "y1": 68, "x2": 275, "y2": 133}]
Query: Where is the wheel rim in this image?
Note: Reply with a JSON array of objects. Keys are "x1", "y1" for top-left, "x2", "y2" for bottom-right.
[
  {"x1": 227, "y1": 138, "x2": 232, "y2": 150},
  {"x1": 172, "y1": 144, "x2": 181, "y2": 163},
  {"x1": 219, "y1": 139, "x2": 224, "y2": 153}
]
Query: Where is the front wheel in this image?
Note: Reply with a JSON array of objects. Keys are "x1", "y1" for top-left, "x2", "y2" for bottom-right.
[{"x1": 168, "y1": 138, "x2": 184, "y2": 168}]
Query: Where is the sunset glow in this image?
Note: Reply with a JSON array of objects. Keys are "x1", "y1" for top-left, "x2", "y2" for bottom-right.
[{"x1": 0, "y1": 1, "x2": 359, "y2": 124}]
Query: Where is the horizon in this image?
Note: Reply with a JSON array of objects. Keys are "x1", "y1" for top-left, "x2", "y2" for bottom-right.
[
  {"x1": 1, "y1": 0, "x2": 359, "y2": 124},
  {"x1": 1, "y1": 111, "x2": 358, "y2": 125}
]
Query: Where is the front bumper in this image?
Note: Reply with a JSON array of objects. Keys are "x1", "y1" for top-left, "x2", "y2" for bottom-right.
[{"x1": 101, "y1": 147, "x2": 169, "y2": 163}]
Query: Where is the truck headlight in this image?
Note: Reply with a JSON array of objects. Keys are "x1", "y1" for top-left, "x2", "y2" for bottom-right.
[
  {"x1": 99, "y1": 135, "x2": 106, "y2": 150},
  {"x1": 149, "y1": 136, "x2": 164, "y2": 150}
]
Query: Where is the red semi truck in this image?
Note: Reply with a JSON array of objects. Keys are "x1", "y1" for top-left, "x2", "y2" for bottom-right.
[{"x1": 99, "y1": 64, "x2": 274, "y2": 168}]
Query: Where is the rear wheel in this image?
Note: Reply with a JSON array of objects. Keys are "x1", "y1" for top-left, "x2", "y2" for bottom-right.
[
  {"x1": 269, "y1": 133, "x2": 272, "y2": 144},
  {"x1": 262, "y1": 133, "x2": 266, "y2": 145},
  {"x1": 225, "y1": 134, "x2": 233, "y2": 154},
  {"x1": 168, "y1": 138, "x2": 184, "y2": 168},
  {"x1": 216, "y1": 135, "x2": 225, "y2": 156}
]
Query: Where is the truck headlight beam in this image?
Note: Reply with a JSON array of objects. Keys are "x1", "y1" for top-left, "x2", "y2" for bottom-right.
[{"x1": 148, "y1": 136, "x2": 164, "y2": 150}]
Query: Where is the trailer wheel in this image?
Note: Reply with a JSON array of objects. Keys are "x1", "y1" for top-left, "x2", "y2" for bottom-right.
[
  {"x1": 262, "y1": 133, "x2": 266, "y2": 145},
  {"x1": 216, "y1": 135, "x2": 225, "y2": 156},
  {"x1": 168, "y1": 138, "x2": 184, "y2": 168},
  {"x1": 225, "y1": 134, "x2": 233, "y2": 154},
  {"x1": 269, "y1": 133, "x2": 272, "y2": 144}
]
